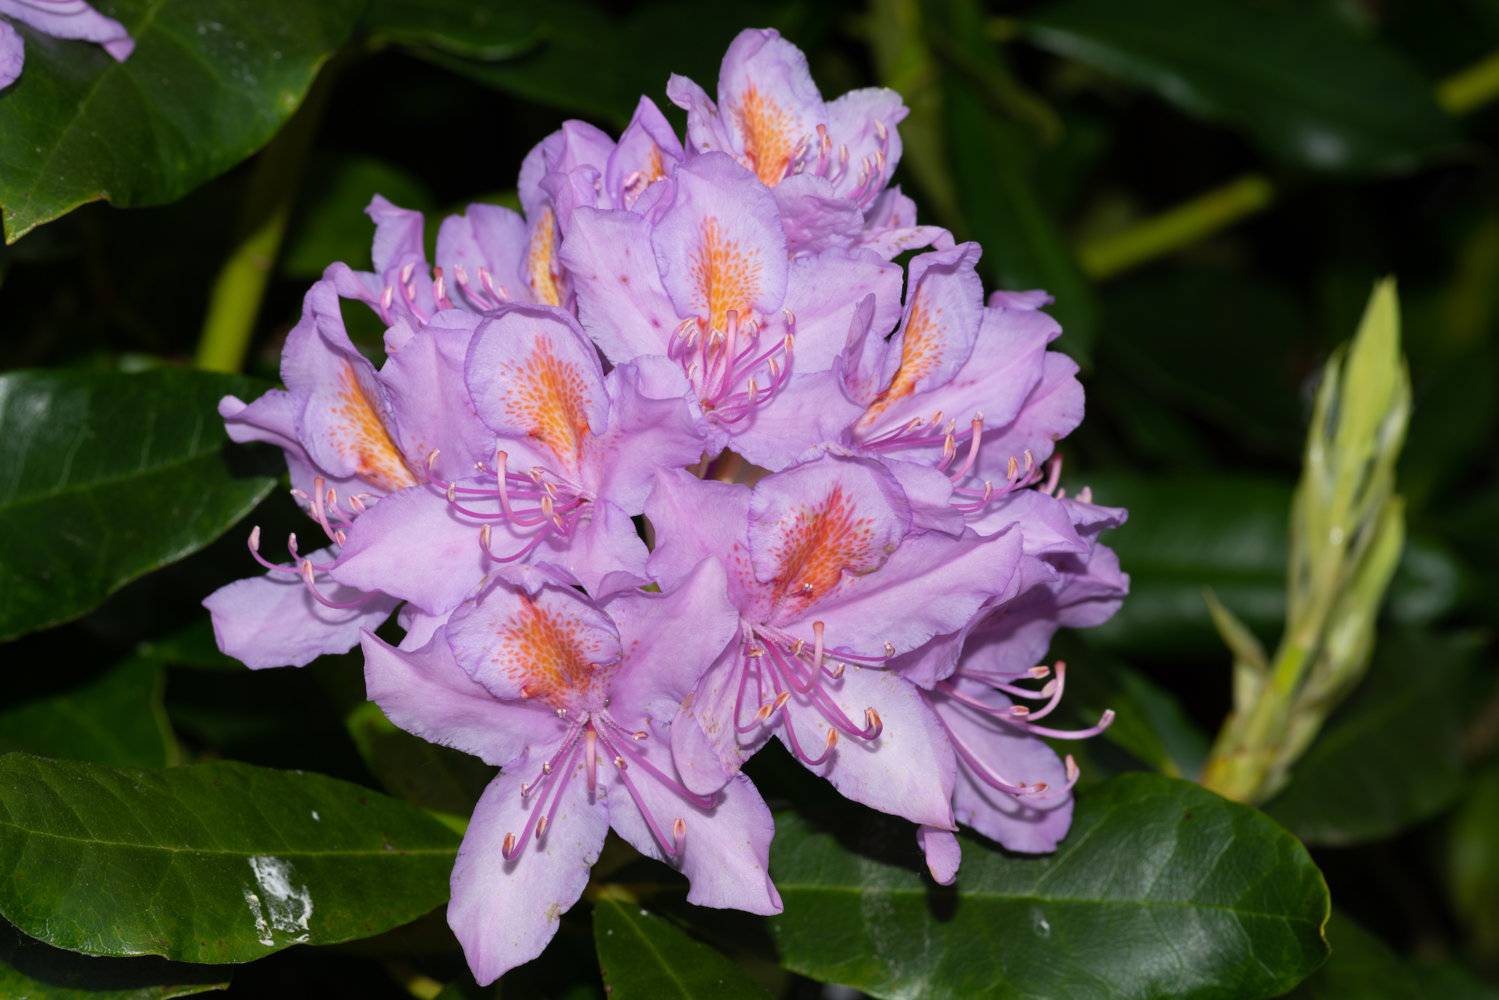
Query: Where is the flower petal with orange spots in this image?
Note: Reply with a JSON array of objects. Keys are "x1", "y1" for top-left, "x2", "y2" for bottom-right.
[{"x1": 650, "y1": 153, "x2": 787, "y2": 332}]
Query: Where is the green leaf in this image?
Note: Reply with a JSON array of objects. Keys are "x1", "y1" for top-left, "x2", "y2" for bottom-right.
[
  {"x1": 0, "y1": 369, "x2": 275, "y2": 641},
  {"x1": 345, "y1": 701, "x2": 491, "y2": 820},
  {"x1": 931, "y1": 0, "x2": 1096, "y2": 362},
  {"x1": 0, "y1": 918, "x2": 229, "y2": 999},
  {"x1": 1024, "y1": 0, "x2": 1458, "y2": 174},
  {"x1": 1050, "y1": 636, "x2": 1209, "y2": 778},
  {"x1": 1264, "y1": 629, "x2": 1476, "y2": 845},
  {"x1": 1081, "y1": 474, "x2": 1292, "y2": 656},
  {"x1": 1447, "y1": 761, "x2": 1499, "y2": 963},
  {"x1": 1095, "y1": 269, "x2": 1305, "y2": 456},
  {"x1": 398, "y1": 0, "x2": 807, "y2": 127},
  {"x1": 593, "y1": 895, "x2": 771, "y2": 1000},
  {"x1": 1282, "y1": 910, "x2": 1421, "y2": 1000},
  {"x1": 770, "y1": 773, "x2": 1330, "y2": 1000},
  {"x1": 0, "y1": 0, "x2": 364, "y2": 243},
  {"x1": 281, "y1": 154, "x2": 437, "y2": 280},
  {"x1": 364, "y1": 0, "x2": 540, "y2": 60},
  {"x1": 0, "y1": 754, "x2": 460, "y2": 962},
  {"x1": 136, "y1": 618, "x2": 242, "y2": 672},
  {"x1": 0, "y1": 657, "x2": 175, "y2": 768}
]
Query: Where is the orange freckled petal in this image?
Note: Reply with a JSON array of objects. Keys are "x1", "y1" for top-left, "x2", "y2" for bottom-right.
[
  {"x1": 329, "y1": 364, "x2": 419, "y2": 492},
  {"x1": 766, "y1": 484, "x2": 882, "y2": 608},
  {"x1": 497, "y1": 340, "x2": 594, "y2": 462},
  {"x1": 732, "y1": 83, "x2": 798, "y2": 187},
  {"x1": 493, "y1": 596, "x2": 611, "y2": 708},
  {"x1": 860, "y1": 287, "x2": 942, "y2": 426},
  {"x1": 527, "y1": 206, "x2": 563, "y2": 307},
  {"x1": 689, "y1": 216, "x2": 763, "y2": 331}
]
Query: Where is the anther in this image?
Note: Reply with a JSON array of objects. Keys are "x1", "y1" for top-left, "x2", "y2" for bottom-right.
[
  {"x1": 427, "y1": 449, "x2": 441, "y2": 471},
  {"x1": 672, "y1": 818, "x2": 686, "y2": 852},
  {"x1": 502, "y1": 832, "x2": 517, "y2": 856},
  {"x1": 884, "y1": 641, "x2": 896, "y2": 657},
  {"x1": 535, "y1": 815, "x2": 549, "y2": 839},
  {"x1": 613, "y1": 756, "x2": 627, "y2": 769},
  {"x1": 400, "y1": 262, "x2": 416, "y2": 284}
]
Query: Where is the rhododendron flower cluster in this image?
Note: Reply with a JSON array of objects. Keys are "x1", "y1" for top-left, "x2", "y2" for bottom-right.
[{"x1": 204, "y1": 28, "x2": 1128, "y2": 985}]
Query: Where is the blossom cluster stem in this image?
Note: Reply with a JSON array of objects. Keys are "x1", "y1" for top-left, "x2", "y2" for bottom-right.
[
  {"x1": 1072, "y1": 48, "x2": 1499, "y2": 281},
  {"x1": 194, "y1": 61, "x2": 337, "y2": 373}
]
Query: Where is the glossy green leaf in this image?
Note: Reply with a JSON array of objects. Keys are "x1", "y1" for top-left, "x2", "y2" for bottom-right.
[
  {"x1": 1447, "y1": 761, "x2": 1499, "y2": 963},
  {"x1": 1024, "y1": 0, "x2": 1458, "y2": 174},
  {"x1": 1266, "y1": 631, "x2": 1476, "y2": 846},
  {"x1": 0, "y1": 919, "x2": 228, "y2": 999},
  {"x1": 1095, "y1": 269, "x2": 1305, "y2": 456},
  {"x1": 1048, "y1": 634, "x2": 1208, "y2": 778},
  {"x1": 0, "y1": 369, "x2": 275, "y2": 642},
  {"x1": 400, "y1": 0, "x2": 806, "y2": 127},
  {"x1": 0, "y1": 754, "x2": 460, "y2": 962},
  {"x1": 364, "y1": 0, "x2": 539, "y2": 60},
  {"x1": 1282, "y1": 911, "x2": 1421, "y2": 1000},
  {"x1": 1080, "y1": 474, "x2": 1291, "y2": 656},
  {"x1": 593, "y1": 896, "x2": 770, "y2": 1000},
  {"x1": 0, "y1": 0, "x2": 364, "y2": 243},
  {"x1": 281, "y1": 154, "x2": 437, "y2": 280},
  {"x1": 770, "y1": 773, "x2": 1330, "y2": 1000},
  {"x1": 346, "y1": 701, "x2": 491, "y2": 820},
  {"x1": 932, "y1": 0, "x2": 1096, "y2": 362},
  {"x1": 0, "y1": 657, "x2": 174, "y2": 768}
]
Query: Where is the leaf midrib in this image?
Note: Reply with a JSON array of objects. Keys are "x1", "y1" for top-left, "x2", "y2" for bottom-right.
[
  {"x1": 776, "y1": 883, "x2": 1320, "y2": 923},
  {"x1": 603, "y1": 900, "x2": 698, "y2": 1000},
  {"x1": 0, "y1": 446, "x2": 238, "y2": 512},
  {"x1": 0, "y1": 818, "x2": 458, "y2": 858}
]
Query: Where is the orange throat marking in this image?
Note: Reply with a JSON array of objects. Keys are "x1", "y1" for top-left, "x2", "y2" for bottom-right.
[
  {"x1": 527, "y1": 207, "x2": 564, "y2": 307},
  {"x1": 859, "y1": 287, "x2": 942, "y2": 427},
  {"x1": 689, "y1": 216, "x2": 763, "y2": 332},
  {"x1": 494, "y1": 597, "x2": 612, "y2": 708},
  {"x1": 765, "y1": 484, "x2": 883, "y2": 611},
  {"x1": 499, "y1": 339, "x2": 594, "y2": 464},
  {"x1": 330, "y1": 364, "x2": 419, "y2": 493},
  {"x1": 732, "y1": 83, "x2": 798, "y2": 187}
]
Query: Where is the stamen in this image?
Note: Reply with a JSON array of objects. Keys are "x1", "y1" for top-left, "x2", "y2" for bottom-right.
[
  {"x1": 299, "y1": 559, "x2": 379, "y2": 610},
  {"x1": 585, "y1": 728, "x2": 598, "y2": 798},
  {"x1": 947, "y1": 415, "x2": 985, "y2": 482}
]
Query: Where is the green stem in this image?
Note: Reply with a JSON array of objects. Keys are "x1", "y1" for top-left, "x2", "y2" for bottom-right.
[
  {"x1": 1438, "y1": 48, "x2": 1499, "y2": 115},
  {"x1": 1076, "y1": 174, "x2": 1274, "y2": 281},
  {"x1": 193, "y1": 64, "x2": 335, "y2": 373},
  {"x1": 1072, "y1": 49, "x2": 1499, "y2": 280}
]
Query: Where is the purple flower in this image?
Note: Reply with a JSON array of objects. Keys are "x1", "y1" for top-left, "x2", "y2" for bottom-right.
[
  {"x1": 564, "y1": 152, "x2": 900, "y2": 469},
  {"x1": 645, "y1": 453, "x2": 1023, "y2": 828},
  {"x1": 0, "y1": 0, "x2": 133, "y2": 89},
  {"x1": 328, "y1": 304, "x2": 706, "y2": 614},
  {"x1": 840, "y1": 246, "x2": 1086, "y2": 532},
  {"x1": 362, "y1": 561, "x2": 779, "y2": 984},
  {"x1": 895, "y1": 490, "x2": 1127, "y2": 881},
  {"x1": 667, "y1": 28, "x2": 946, "y2": 257},
  {"x1": 204, "y1": 278, "x2": 495, "y2": 668}
]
